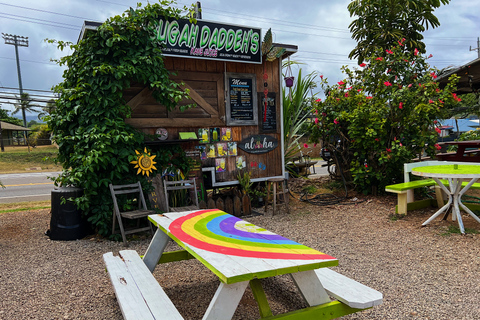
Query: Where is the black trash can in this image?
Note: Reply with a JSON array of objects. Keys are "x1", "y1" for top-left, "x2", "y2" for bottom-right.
[{"x1": 48, "y1": 187, "x2": 88, "y2": 240}]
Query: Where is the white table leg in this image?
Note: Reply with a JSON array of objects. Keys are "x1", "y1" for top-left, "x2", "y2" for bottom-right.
[
  {"x1": 290, "y1": 270, "x2": 331, "y2": 306},
  {"x1": 143, "y1": 228, "x2": 171, "y2": 273},
  {"x1": 423, "y1": 178, "x2": 454, "y2": 226},
  {"x1": 202, "y1": 281, "x2": 249, "y2": 320},
  {"x1": 458, "y1": 178, "x2": 480, "y2": 230}
]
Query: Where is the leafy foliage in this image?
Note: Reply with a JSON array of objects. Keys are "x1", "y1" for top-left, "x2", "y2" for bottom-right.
[
  {"x1": 348, "y1": 0, "x2": 451, "y2": 63},
  {"x1": 13, "y1": 93, "x2": 40, "y2": 127},
  {"x1": 0, "y1": 108, "x2": 22, "y2": 126},
  {"x1": 309, "y1": 44, "x2": 460, "y2": 194},
  {"x1": 282, "y1": 68, "x2": 318, "y2": 175},
  {"x1": 47, "y1": 1, "x2": 195, "y2": 236},
  {"x1": 447, "y1": 129, "x2": 480, "y2": 152}
]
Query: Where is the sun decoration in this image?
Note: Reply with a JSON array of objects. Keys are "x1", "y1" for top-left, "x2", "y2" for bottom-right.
[{"x1": 130, "y1": 148, "x2": 157, "y2": 176}]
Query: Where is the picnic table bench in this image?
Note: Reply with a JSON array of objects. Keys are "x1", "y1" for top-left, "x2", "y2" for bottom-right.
[
  {"x1": 386, "y1": 160, "x2": 480, "y2": 215},
  {"x1": 103, "y1": 210, "x2": 382, "y2": 320}
]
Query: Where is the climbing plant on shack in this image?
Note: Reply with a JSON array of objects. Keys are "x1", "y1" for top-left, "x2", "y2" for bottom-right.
[
  {"x1": 47, "y1": 1, "x2": 196, "y2": 236},
  {"x1": 309, "y1": 41, "x2": 461, "y2": 194}
]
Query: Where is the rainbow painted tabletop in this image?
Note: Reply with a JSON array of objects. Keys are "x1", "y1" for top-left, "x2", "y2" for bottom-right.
[{"x1": 147, "y1": 209, "x2": 338, "y2": 284}]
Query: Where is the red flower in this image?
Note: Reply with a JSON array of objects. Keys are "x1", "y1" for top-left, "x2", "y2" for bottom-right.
[
  {"x1": 386, "y1": 49, "x2": 394, "y2": 54},
  {"x1": 439, "y1": 99, "x2": 444, "y2": 104},
  {"x1": 386, "y1": 148, "x2": 391, "y2": 152},
  {"x1": 433, "y1": 120, "x2": 438, "y2": 124},
  {"x1": 399, "y1": 102, "x2": 403, "y2": 109},
  {"x1": 375, "y1": 138, "x2": 380, "y2": 141},
  {"x1": 435, "y1": 144, "x2": 442, "y2": 150},
  {"x1": 322, "y1": 112, "x2": 327, "y2": 117},
  {"x1": 398, "y1": 40, "x2": 404, "y2": 46},
  {"x1": 338, "y1": 80, "x2": 345, "y2": 86},
  {"x1": 314, "y1": 118, "x2": 319, "y2": 124},
  {"x1": 365, "y1": 164, "x2": 368, "y2": 168},
  {"x1": 429, "y1": 99, "x2": 434, "y2": 104},
  {"x1": 357, "y1": 89, "x2": 362, "y2": 92},
  {"x1": 359, "y1": 63, "x2": 366, "y2": 67},
  {"x1": 408, "y1": 83, "x2": 413, "y2": 88},
  {"x1": 430, "y1": 72, "x2": 437, "y2": 79},
  {"x1": 452, "y1": 93, "x2": 462, "y2": 102},
  {"x1": 399, "y1": 143, "x2": 403, "y2": 147},
  {"x1": 376, "y1": 57, "x2": 383, "y2": 61},
  {"x1": 316, "y1": 98, "x2": 322, "y2": 102},
  {"x1": 366, "y1": 96, "x2": 373, "y2": 99},
  {"x1": 428, "y1": 54, "x2": 433, "y2": 58},
  {"x1": 334, "y1": 118, "x2": 339, "y2": 125},
  {"x1": 314, "y1": 143, "x2": 317, "y2": 147},
  {"x1": 435, "y1": 127, "x2": 441, "y2": 134},
  {"x1": 304, "y1": 143, "x2": 309, "y2": 148},
  {"x1": 384, "y1": 81, "x2": 392, "y2": 86},
  {"x1": 320, "y1": 75, "x2": 323, "y2": 79},
  {"x1": 414, "y1": 48, "x2": 419, "y2": 56},
  {"x1": 315, "y1": 109, "x2": 318, "y2": 114},
  {"x1": 345, "y1": 93, "x2": 349, "y2": 97}
]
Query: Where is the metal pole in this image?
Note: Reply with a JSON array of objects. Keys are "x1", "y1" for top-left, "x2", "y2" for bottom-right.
[
  {"x1": 0, "y1": 121, "x2": 4, "y2": 152},
  {"x1": 13, "y1": 35, "x2": 26, "y2": 128}
]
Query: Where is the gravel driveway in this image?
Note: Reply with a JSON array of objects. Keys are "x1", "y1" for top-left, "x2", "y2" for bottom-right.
[{"x1": 1, "y1": 193, "x2": 480, "y2": 319}]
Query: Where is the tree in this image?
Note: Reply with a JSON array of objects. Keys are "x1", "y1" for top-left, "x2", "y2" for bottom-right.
[
  {"x1": 0, "y1": 107, "x2": 22, "y2": 126},
  {"x1": 38, "y1": 99, "x2": 56, "y2": 121},
  {"x1": 47, "y1": 2, "x2": 196, "y2": 236},
  {"x1": 309, "y1": 45, "x2": 460, "y2": 194},
  {"x1": 348, "y1": 0, "x2": 450, "y2": 63},
  {"x1": 13, "y1": 93, "x2": 40, "y2": 127}
]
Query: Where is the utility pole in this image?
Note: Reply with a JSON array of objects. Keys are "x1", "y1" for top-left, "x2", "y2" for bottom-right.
[
  {"x1": 2, "y1": 33, "x2": 29, "y2": 147},
  {"x1": 470, "y1": 37, "x2": 480, "y2": 59}
]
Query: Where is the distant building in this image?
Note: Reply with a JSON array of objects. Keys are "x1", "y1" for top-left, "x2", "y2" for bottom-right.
[{"x1": 0, "y1": 121, "x2": 31, "y2": 146}]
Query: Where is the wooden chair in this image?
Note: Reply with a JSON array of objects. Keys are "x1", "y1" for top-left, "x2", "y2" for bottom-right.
[
  {"x1": 163, "y1": 178, "x2": 199, "y2": 212},
  {"x1": 109, "y1": 181, "x2": 154, "y2": 245}
]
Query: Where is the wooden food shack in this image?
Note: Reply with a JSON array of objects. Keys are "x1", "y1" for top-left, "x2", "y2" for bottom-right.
[{"x1": 80, "y1": 18, "x2": 297, "y2": 212}]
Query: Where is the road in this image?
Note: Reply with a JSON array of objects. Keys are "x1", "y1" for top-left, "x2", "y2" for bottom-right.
[
  {"x1": 0, "y1": 172, "x2": 60, "y2": 204},
  {"x1": 0, "y1": 162, "x2": 327, "y2": 206}
]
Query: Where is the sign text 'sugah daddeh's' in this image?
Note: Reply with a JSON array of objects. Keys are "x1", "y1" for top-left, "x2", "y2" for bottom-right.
[{"x1": 152, "y1": 19, "x2": 262, "y2": 64}]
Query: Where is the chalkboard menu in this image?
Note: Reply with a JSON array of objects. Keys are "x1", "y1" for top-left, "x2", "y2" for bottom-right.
[
  {"x1": 259, "y1": 92, "x2": 277, "y2": 132},
  {"x1": 226, "y1": 73, "x2": 258, "y2": 126}
]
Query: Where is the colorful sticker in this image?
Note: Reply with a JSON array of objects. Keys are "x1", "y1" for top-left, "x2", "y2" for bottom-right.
[
  {"x1": 215, "y1": 158, "x2": 226, "y2": 172},
  {"x1": 221, "y1": 128, "x2": 232, "y2": 141},
  {"x1": 207, "y1": 144, "x2": 216, "y2": 158},
  {"x1": 217, "y1": 142, "x2": 228, "y2": 157},
  {"x1": 210, "y1": 128, "x2": 220, "y2": 142},
  {"x1": 196, "y1": 145, "x2": 207, "y2": 160},
  {"x1": 198, "y1": 128, "x2": 210, "y2": 144},
  {"x1": 236, "y1": 156, "x2": 246, "y2": 169},
  {"x1": 228, "y1": 142, "x2": 237, "y2": 156}
]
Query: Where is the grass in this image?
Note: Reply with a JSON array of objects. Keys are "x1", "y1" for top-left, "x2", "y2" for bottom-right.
[
  {"x1": 0, "y1": 200, "x2": 51, "y2": 213},
  {"x1": 440, "y1": 224, "x2": 479, "y2": 236},
  {"x1": 0, "y1": 145, "x2": 62, "y2": 173}
]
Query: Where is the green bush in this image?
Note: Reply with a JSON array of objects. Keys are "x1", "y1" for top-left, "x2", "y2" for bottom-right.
[
  {"x1": 309, "y1": 43, "x2": 460, "y2": 194},
  {"x1": 47, "y1": 2, "x2": 195, "y2": 236}
]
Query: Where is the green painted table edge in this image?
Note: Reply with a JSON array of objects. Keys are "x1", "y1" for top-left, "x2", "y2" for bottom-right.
[
  {"x1": 413, "y1": 164, "x2": 480, "y2": 175},
  {"x1": 148, "y1": 215, "x2": 338, "y2": 284}
]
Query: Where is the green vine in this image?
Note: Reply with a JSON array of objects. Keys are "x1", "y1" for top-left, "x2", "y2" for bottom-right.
[{"x1": 46, "y1": 1, "x2": 196, "y2": 236}]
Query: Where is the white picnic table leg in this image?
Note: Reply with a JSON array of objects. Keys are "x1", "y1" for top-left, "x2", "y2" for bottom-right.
[
  {"x1": 290, "y1": 270, "x2": 331, "y2": 306},
  {"x1": 202, "y1": 281, "x2": 249, "y2": 320},
  {"x1": 458, "y1": 178, "x2": 480, "y2": 227},
  {"x1": 422, "y1": 178, "x2": 454, "y2": 226},
  {"x1": 143, "y1": 228, "x2": 171, "y2": 273}
]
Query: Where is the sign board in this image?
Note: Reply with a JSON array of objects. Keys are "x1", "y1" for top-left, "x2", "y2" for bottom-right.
[
  {"x1": 226, "y1": 73, "x2": 258, "y2": 126},
  {"x1": 259, "y1": 92, "x2": 277, "y2": 132},
  {"x1": 153, "y1": 19, "x2": 262, "y2": 64},
  {"x1": 238, "y1": 135, "x2": 278, "y2": 154}
]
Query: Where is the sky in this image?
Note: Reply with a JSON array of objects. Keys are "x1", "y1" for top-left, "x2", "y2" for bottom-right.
[{"x1": 1, "y1": 0, "x2": 479, "y2": 117}]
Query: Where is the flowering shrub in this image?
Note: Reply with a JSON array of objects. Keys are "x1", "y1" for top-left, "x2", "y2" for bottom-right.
[{"x1": 309, "y1": 43, "x2": 460, "y2": 194}]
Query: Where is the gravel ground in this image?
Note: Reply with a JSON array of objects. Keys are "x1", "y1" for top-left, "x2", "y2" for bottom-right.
[{"x1": 1, "y1": 188, "x2": 480, "y2": 319}]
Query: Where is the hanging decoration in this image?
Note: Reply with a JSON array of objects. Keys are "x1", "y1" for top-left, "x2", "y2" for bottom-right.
[
  {"x1": 284, "y1": 56, "x2": 294, "y2": 101},
  {"x1": 261, "y1": 28, "x2": 287, "y2": 122},
  {"x1": 130, "y1": 147, "x2": 157, "y2": 176}
]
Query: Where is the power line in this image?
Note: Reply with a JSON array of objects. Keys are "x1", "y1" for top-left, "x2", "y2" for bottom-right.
[
  {"x1": 0, "y1": 86, "x2": 54, "y2": 94},
  {"x1": 0, "y1": 14, "x2": 80, "y2": 31},
  {"x1": 0, "y1": 56, "x2": 59, "y2": 66},
  {"x1": 0, "y1": 2, "x2": 92, "y2": 20}
]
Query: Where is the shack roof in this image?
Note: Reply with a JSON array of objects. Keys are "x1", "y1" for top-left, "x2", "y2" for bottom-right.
[
  {"x1": 0, "y1": 121, "x2": 31, "y2": 131},
  {"x1": 437, "y1": 57, "x2": 480, "y2": 94}
]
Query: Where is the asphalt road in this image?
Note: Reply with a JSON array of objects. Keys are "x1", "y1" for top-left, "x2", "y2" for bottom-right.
[
  {"x1": 0, "y1": 162, "x2": 328, "y2": 206},
  {"x1": 0, "y1": 172, "x2": 60, "y2": 205}
]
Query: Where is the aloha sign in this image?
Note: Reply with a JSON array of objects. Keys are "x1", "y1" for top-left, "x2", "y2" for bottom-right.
[
  {"x1": 152, "y1": 19, "x2": 262, "y2": 64},
  {"x1": 238, "y1": 135, "x2": 278, "y2": 154}
]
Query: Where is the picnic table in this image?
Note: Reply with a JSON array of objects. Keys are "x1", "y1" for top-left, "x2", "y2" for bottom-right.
[
  {"x1": 436, "y1": 140, "x2": 480, "y2": 162},
  {"x1": 103, "y1": 209, "x2": 383, "y2": 320},
  {"x1": 412, "y1": 164, "x2": 480, "y2": 234}
]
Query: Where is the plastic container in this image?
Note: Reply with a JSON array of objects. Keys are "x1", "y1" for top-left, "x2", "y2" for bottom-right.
[{"x1": 47, "y1": 187, "x2": 87, "y2": 240}]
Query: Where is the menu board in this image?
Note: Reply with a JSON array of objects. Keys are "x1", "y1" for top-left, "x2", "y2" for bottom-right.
[
  {"x1": 226, "y1": 73, "x2": 258, "y2": 126},
  {"x1": 259, "y1": 92, "x2": 277, "y2": 132}
]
